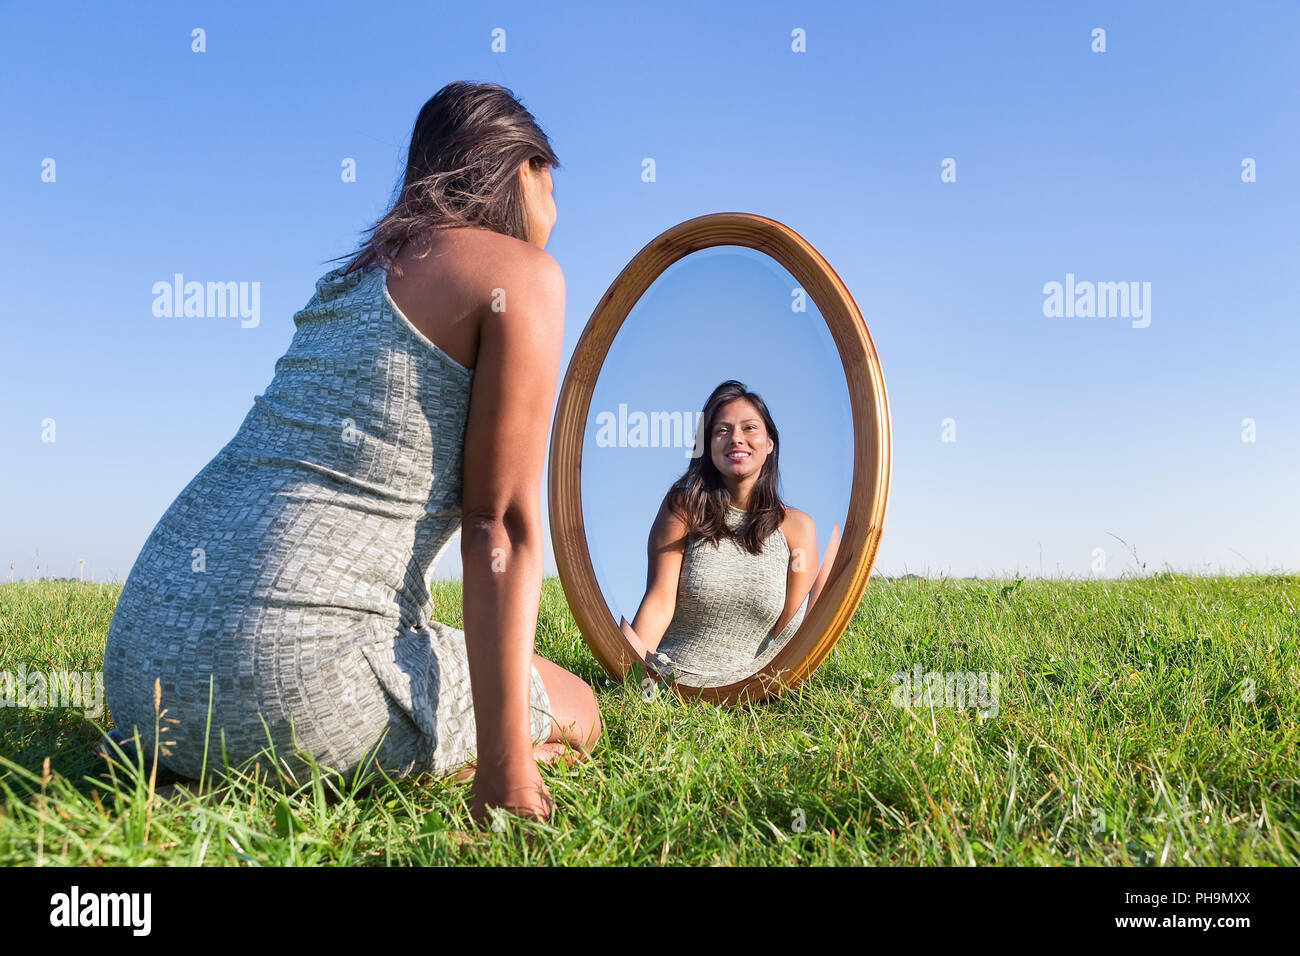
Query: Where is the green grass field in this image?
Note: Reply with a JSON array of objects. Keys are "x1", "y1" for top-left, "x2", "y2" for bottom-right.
[{"x1": 1, "y1": 573, "x2": 1296, "y2": 865}]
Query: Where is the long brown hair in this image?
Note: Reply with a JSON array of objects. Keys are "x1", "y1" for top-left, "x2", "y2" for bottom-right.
[
  {"x1": 666, "y1": 380, "x2": 788, "y2": 554},
  {"x1": 335, "y1": 81, "x2": 561, "y2": 275}
]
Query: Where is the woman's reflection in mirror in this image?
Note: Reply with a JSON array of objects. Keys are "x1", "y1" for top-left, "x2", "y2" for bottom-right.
[{"x1": 620, "y1": 380, "x2": 833, "y2": 684}]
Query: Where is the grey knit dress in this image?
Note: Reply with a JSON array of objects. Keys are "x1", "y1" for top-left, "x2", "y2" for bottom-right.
[
  {"x1": 102, "y1": 264, "x2": 553, "y2": 781},
  {"x1": 653, "y1": 504, "x2": 806, "y2": 687}
]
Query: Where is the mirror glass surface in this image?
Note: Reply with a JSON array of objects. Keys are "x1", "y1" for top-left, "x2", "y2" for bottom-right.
[{"x1": 580, "y1": 245, "x2": 854, "y2": 687}]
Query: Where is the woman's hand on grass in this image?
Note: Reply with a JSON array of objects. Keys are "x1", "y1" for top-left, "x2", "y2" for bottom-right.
[{"x1": 468, "y1": 763, "x2": 553, "y2": 828}]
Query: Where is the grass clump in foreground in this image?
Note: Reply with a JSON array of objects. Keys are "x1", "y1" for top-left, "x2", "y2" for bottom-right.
[{"x1": 0, "y1": 573, "x2": 1296, "y2": 865}]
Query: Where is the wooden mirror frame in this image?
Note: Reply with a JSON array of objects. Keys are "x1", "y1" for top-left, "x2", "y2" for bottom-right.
[{"x1": 547, "y1": 211, "x2": 891, "y2": 704}]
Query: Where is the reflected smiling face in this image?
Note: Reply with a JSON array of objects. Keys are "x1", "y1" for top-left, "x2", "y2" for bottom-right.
[{"x1": 710, "y1": 398, "x2": 774, "y2": 487}]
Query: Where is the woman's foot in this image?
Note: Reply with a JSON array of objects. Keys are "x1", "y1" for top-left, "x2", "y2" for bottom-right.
[
  {"x1": 448, "y1": 741, "x2": 588, "y2": 783},
  {"x1": 533, "y1": 740, "x2": 589, "y2": 768}
]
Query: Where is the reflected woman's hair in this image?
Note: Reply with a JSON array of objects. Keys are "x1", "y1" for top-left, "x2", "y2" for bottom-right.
[{"x1": 665, "y1": 379, "x2": 787, "y2": 554}]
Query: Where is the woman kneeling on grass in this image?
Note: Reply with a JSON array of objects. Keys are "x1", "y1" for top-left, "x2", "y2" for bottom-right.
[{"x1": 100, "y1": 81, "x2": 600, "y2": 826}]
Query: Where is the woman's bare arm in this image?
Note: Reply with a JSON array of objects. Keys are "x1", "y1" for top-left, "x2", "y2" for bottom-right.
[
  {"x1": 459, "y1": 248, "x2": 565, "y2": 777},
  {"x1": 628, "y1": 495, "x2": 688, "y2": 656},
  {"x1": 807, "y1": 522, "x2": 841, "y2": 612},
  {"x1": 773, "y1": 509, "x2": 818, "y2": 638}
]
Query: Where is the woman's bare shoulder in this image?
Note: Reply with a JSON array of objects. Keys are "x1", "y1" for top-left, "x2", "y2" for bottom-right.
[
  {"x1": 779, "y1": 506, "x2": 816, "y2": 544},
  {"x1": 438, "y1": 227, "x2": 562, "y2": 286},
  {"x1": 780, "y1": 505, "x2": 814, "y2": 529},
  {"x1": 652, "y1": 489, "x2": 690, "y2": 539},
  {"x1": 387, "y1": 227, "x2": 564, "y2": 369},
  {"x1": 391, "y1": 227, "x2": 561, "y2": 298}
]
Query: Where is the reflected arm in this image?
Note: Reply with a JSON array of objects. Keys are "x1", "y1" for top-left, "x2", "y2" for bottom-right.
[
  {"x1": 627, "y1": 495, "x2": 688, "y2": 657},
  {"x1": 772, "y1": 509, "x2": 818, "y2": 640},
  {"x1": 806, "y1": 522, "x2": 841, "y2": 613}
]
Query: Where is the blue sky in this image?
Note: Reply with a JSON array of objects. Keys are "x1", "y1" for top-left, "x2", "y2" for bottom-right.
[{"x1": 2, "y1": 0, "x2": 1296, "y2": 585}]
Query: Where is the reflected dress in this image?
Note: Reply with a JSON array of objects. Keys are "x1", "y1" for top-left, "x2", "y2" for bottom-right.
[
  {"x1": 102, "y1": 265, "x2": 554, "y2": 781},
  {"x1": 653, "y1": 504, "x2": 806, "y2": 687}
]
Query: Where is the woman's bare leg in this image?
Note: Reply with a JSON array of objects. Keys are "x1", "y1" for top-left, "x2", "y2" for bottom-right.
[
  {"x1": 447, "y1": 655, "x2": 599, "y2": 784},
  {"x1": 530, "y1": 653, "x2": 601, "y2": 754}
]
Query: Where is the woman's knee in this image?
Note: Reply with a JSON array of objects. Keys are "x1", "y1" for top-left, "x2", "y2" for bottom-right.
[
  {"x1": 575, "y1": 679, "x2": 601, "y2": 750},
  {"x1": 533, "y1": 655, "x2": 601, "y2": 750}
]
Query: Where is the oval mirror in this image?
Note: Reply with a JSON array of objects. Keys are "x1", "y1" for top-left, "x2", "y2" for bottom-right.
[{"x1": 548, "y1": 212, "x2": 890, "y2": 703}]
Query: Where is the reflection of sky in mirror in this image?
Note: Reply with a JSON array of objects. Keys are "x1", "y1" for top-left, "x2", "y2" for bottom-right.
[{"x1": 581, "y1": 246, "x2": 852, "y2": 624}]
